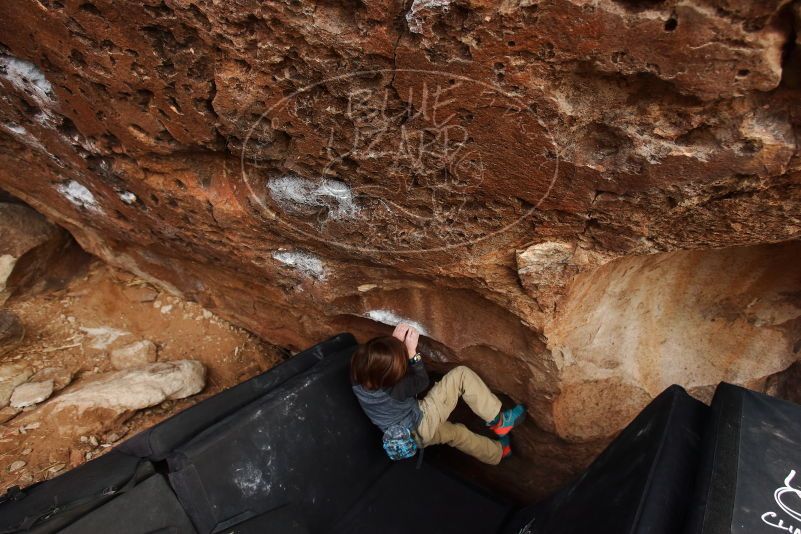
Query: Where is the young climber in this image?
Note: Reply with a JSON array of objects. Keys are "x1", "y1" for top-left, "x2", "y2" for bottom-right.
[{"x1": 351, "y1": 323, "x2": 526, "y2": 465}]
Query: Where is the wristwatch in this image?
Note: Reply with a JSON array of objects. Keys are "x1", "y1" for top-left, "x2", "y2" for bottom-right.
[{"x1": 409, "y1": 353, "x2": 422, "y2": 363}]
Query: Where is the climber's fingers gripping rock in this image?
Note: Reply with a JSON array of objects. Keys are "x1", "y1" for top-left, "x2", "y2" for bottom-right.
[
  {"x1": 392, "y1": 323, "x2": 419, "y2": 357},
  {"x1": 392, "y1": 323, "x2": 410, "y2": 343}
]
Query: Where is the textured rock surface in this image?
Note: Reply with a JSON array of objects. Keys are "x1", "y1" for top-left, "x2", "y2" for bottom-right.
[
  {"x1": 10, "y1": 379, "x2": 54, "y2": 408},
  {"x1": 0, "y1": 203, "x2": 71, "y2": 304},
  {"x1": 0, "y1": 363, "x2": 32, "y2": 408},
  {"x1": 41, "y1": 360, "x2": 206, "y2": 433},
  {"x1": 0, "y1": 260, "x2": 280, "y2": 492},
  {"x1": 0, "y1": 0, "x2": 800, "y2": 498},
  {"x1": 0, "y1": 406, "x2": 20, "y2": 424},
  {"x1": 109, "y1": 339, "x2": 158, "y2": 369},
  {"x1": 7, "y1": 460, "x2": 25, "y2": 474},
  {"x1": 0, "y1": 310, "x2": 23, "y2": 355},
  {"x1": 547, "y1": 240, "x2": 801, "y2": 441},
  {"x1": 29, "y1": 366, "x2": 73, "y2": 391}
]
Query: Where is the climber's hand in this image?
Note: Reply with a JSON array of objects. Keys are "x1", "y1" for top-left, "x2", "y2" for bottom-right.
[
  {"x1": 392, "y1": 323, "x2": 410, "y2": 344},
  {"x1": 404, "y1": 327, "x2": 419, "y2": 358},
  {"x1": 393, "y1": 323, "x2": 419, "y2": 358}
]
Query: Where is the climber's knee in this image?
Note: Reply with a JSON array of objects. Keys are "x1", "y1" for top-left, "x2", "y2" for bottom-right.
[
  {"x1": 450, "y1": 365, "x2": 470, "y2": 377},
  {"x1": 441, "y1": 365, "x2": 469, "y2": 388}
]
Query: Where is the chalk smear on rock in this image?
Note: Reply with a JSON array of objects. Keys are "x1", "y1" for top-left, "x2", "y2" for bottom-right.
[
  {"x1": 0, "y1": 54, "x2": 58, "y2": 125},
  {"x1": 406, "y1": 0, "x2": 452, "y2": 33},
  {"x1": 57, "y1": 181, "x2": 103, "y2": 213},
  {"x1": 365, "y1": 309, "x2": 428, "y2": 336},
  {"x1": 272, "y1": 250, "x2": 326, "y2": 280},
  {"x1": 267, "y1": 175, "x2": 358, "y2": 220},
  {"x1": 1, "y1": 123, "x2": 47, "y2": 152}
]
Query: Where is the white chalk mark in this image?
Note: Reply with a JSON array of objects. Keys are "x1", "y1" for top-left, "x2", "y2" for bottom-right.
[
  {"x1": 0, "y1": 54, "x2": 57, "y2": 125},
  {"x1": 119, "y1": 191, "x2": 137, "y2": 204},
  {"x1": 267, "y1": 175, "x2": 358, "y2": 220},
  {"x1": 57, "y1": 181, "x2": 103, "y2": 213},
  {"x1": 406, "y1": 0, "x2": 452, "y2": 33},
  {"x1": 365, "y1": 309, "x2": 428, "y2": 336},
  {"x1": 272, "y1": 250, "x2": 326, "y2": 280},
  {"x1": 1, "y1": 123, "x2": 47, "y2": 152}
]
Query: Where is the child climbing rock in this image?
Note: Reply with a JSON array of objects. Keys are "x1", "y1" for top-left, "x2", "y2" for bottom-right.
[{"x1": 351, "y1": 323, "x2": 526, "y2": 465}]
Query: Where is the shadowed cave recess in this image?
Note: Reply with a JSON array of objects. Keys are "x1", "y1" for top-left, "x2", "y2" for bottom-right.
[{"x1": 0, "y1": 0, "x2": 800, "y2": 503}]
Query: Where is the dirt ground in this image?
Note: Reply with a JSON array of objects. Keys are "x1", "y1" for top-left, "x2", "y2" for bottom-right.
[{"x1": 0, "y1": 259, "x2": 284, "y2": 492}]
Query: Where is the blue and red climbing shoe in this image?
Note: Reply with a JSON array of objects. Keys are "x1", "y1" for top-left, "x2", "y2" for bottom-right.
[
  {"x1": 499, "y1": 435, "x2": 512, "y2": 459},
  {"x1": 488, "y1": 404, "x2": 526, "y2": 437}
]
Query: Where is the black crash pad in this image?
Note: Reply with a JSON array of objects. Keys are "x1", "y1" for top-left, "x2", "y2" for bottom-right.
[
  {"x1": 0, "y1": 451, "x2": 152, "y2": 534},
  {"x1": 505, "y1": 385, "x2": 707, "y2": 534},
  {"x1": 118, "y1": 333, "x2": 356, "y2": 460},
  {"x1": 685, "y1": 382, "x2": 801, "y2": 534},
  {"x1": 330, "y1": 460, "x2": 512, "y2": 534},
  {"x1": 60, "y1": 474, "x2": 196, "y2": 534},
  {"x1": 167, "y1": 344, "x2": 390, "y2": 533},
  {"x1": 214, "y1": 504, "x2": 309, "y2": 533}
]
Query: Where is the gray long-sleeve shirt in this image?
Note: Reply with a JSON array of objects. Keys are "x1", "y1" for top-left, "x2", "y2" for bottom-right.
[{"x1": 352, "y1": 360, "x2": 430, "y2": 432}]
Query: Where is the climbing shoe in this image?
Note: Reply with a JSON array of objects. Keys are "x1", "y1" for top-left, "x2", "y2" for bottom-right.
[
  {"x1": 499, "y1": 435, "x2": 512, "y2": 459},
  {"x1": 488, "y1": 404, "x2": 526, "y2": 436}
]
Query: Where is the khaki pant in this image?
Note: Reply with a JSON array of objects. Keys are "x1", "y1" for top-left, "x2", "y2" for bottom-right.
[{"x1": 415, "y1": 366, "x2": 503, "y2": 465}]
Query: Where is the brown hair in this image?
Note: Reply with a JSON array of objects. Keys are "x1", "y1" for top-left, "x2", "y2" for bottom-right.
[{"x1": 350, "y1": 336, "x2": 408, "y2": 390}]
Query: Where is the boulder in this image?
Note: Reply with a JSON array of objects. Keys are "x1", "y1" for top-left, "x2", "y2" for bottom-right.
[
  {"x1": 0, "y1": 309, "x2": 23, "y2": 356},
  {"x1": 0, "y1": 363, "x2": 32, "y2": 408},
  {"x1": 8, "y1": 460, "x2": 25, "y2": 473},
  {"x1": 10, "y1": 379, "x2": 54, "y2": 409},
  {"x1": 0, "y1": 0, "x2": 800, "y2": 501},
  {"x1": 109, "y1": 340, "x2": 157, "y2": 370},
  {"x1": 546, "y1": 241, "x2": 801, "y2": 442},
  {"x1": 43, "y1": 361, "x2": 206, "y2": 433},
  {"x1": 29, "y1": 366, "x2": 73, "y2": 391},
  {"x1": 0, "y1": 203, "x2": 71, "y2": 304}
]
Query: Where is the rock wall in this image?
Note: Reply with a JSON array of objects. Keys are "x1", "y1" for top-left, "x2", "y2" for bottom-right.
[
  {"x1": 547, "y1": 241, "x2": 801, "y2": 442},
  {"x1": 0, "y1": 0, "x2": 800, "y2": 498}
]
